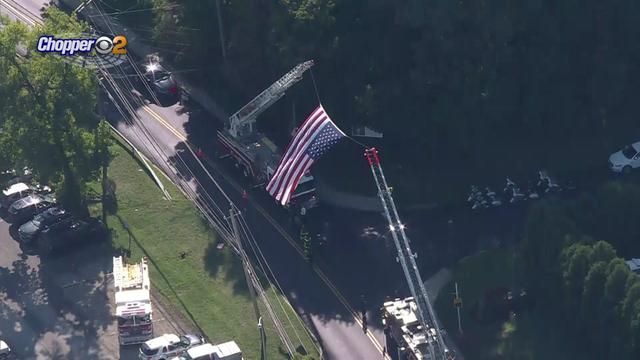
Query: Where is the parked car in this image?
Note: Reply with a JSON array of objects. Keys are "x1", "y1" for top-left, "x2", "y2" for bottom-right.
[
  {"x1": 7, "y1": 194, "x2": 56, "y2": 223},
  {"x1": 143, "y1": 62, "x2": 179, "y2": 97},
  {"x1": 139, "y1": 334, "x2": 204, "y2": 360},
  {"x1": 171, "y1": 341, "x2": 242, "y2": 360},
  {"x1": 170, "y1": 343, "x2": 217, "y2": 360},
  {"x1": 609, "y1": 141, "x2": 640, "y2": 173},
  {"x1": 1, "y1": 167, "x2": 32, "y2": 187},
  {"x1": 38, "y1": 218, "x2": 106, "y2": 257},
  {"x1": 18, "y1": 207, "x2": 72, "y2": 245},
  {"x1": 0, "y1": 339, "x2": 12, "y2": 359},
  {"x1": 0, "y1": 183, "x2": 34, "y2": 209}
]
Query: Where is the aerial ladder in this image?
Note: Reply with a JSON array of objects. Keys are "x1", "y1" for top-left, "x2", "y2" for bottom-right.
[
  {"x1": 228, "y1": 60, "x2": 315, "y2": 138},
  {"x1": 365, "y1": 148, "x2": 452, "y2": 360}
]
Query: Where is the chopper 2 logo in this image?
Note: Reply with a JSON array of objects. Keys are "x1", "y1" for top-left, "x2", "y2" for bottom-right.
[{"x1": 36, "y1": 35, "x2": 128, "y2": 56}]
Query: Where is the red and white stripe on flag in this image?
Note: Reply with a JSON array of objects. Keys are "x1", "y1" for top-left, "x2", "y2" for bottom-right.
[{"x1": 266, "y1": 105, "x2": 345, "y2": 206}]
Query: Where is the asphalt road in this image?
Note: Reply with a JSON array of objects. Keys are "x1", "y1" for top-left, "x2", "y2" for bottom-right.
[
  {"x1": 0, "y1": 212, "x2": 187, "y2": 359},
  {"x1": 75, "y1": 2, "x2": 394, "y2": 358},
  {"x1": 0, "y1": 1, "x2": 463, "y2": 358},
  {"x1": 105, "y1": 95, "x2": 387, "y2": 359}
]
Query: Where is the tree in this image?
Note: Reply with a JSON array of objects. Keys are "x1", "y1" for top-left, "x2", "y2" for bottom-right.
[
  {"x1": 590, "y1": 241, "x2": 617, "y2": 264},
  {"x1": 0, "y1": 9, "x2": 107, "y2": 213},
  {"x1": 603, "y1": 259, "x2": 631, "y2": 358},
  {"x1": 622, "y1": 277, "x2": 640, "y2": 324},
  {"x1": 520, "y1": 200, "x2": 575, "y2": 297},
  {"x1": 594, "y1": 182, "x2": 640, "y2": 255},
  {"x1": 94, "y1": 120, "x2": 114, "y2": 220},
  {"x1": 560, "y1": 242, "x2": 593, "y2": 317},
  {"x1": 581, "y1": 261, "x2": 609, "y2": 355}
]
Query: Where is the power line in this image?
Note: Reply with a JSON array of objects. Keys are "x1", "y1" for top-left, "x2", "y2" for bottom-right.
[
  {"x1": 88, "y1": 4, "x2": 312, "y2": 355},
  {"x1": 87, "y1": 4, "x2": 179, "y2": 18}
]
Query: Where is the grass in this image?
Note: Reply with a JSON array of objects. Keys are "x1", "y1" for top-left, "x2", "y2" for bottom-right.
[
  {"x1": 434, "y1": 249, "x2": 590, "y2": 360},
  {"x1": 89, "y1": 139, "x2": 319, "y2": 359}
]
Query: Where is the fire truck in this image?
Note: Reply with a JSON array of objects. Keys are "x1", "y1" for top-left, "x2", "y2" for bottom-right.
[
  {"x1": 365, "y1": 148, "x2": 452, "y2": 360},
  {"x1": 112, "y1": 256, "x2": 153, "y2": 345},
  {"x1": 216, "y1": 61, "x2": 318, "y2": 215},
  {"x1": 382, "y1": 297, "x2": 439, "y2": 360}
]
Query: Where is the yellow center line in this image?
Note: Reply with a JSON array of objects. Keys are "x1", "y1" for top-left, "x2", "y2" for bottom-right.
[
  {"x1": 142, "y1": 106, "x2": 186, "y2": 141},
  {"x1": 142, "y1": 104, "x2": 390, "y2": 359},
  {"x1": 9, "y1": 1, "x2": 390, "y2": 356}
]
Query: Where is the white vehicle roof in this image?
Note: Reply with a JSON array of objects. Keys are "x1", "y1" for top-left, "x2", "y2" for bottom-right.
[
  {"x1": 186, "y1": 343, "x2": 217, "y2": 358},
  {"x1": 212, "y1": 341, "x2": 242, "y2": 358},
  {"x1": 115, "y1": 289, "x2": 152, "y2": 317},
  {"x1": 0, "y1": 340, "x2": 10, "y2": 354},
  {"x1": 113, "y1": 256, "x2": 150, "y2": 291},
  {"x1": 144, "y1": 333, "x2": 180, "y2": 350},
  {"x1": 113, "y1": 256, "x2": 152, "y2": 317},
  {"x1": 3, "y1": 182, "x2": 29, "y2": 196}
]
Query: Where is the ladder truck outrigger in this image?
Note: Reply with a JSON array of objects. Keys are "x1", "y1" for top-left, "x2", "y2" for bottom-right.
[
  {"x1": 365, "y1": 148, "x2": 453, "y2": 360},
  {"x1": 217, "y1": 61, "x2": 319, "y2": 215},
  {"x1": 112, "y1": 256, "x2": 153, "y2": 345}
]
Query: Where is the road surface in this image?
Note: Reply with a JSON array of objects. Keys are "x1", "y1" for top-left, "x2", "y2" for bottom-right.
[
  {"x1": 0, "y1": 212, "x2": 190, "y2": 359},
  {"x1": 4, "y1": 1, "x2": 394, "y2": 358}
]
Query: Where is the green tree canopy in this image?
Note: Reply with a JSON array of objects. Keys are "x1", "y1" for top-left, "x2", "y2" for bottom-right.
[{"x1": 0, "y1": 8, "x2": 106, "y2": 213}]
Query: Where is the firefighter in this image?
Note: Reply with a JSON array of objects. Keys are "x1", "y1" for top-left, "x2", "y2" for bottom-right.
[{"x1": 242, "y1": 190, "x2": 249, "y2": 211}]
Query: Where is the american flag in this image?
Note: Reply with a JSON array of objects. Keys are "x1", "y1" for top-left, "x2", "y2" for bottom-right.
[{"x1": 267, "y1": 105, "x2": 345, "y2": 205}]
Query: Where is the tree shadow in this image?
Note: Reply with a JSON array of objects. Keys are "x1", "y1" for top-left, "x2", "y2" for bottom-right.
[
  {"x1": 111, "y1": 212, "x2": 209, "y2": 339},
  {"x1": 203, "y1": 241, "x2": 249, "y2": 296},
  {"x1": 0, "y1": 238, "x2": 116, "y2": 359}
]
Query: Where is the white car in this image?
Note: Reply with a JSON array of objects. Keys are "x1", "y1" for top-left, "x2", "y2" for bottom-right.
[
  {"x1": 0, "y1": 340, "x2": 11, "y2": 359},
  {"x1": 609, "y1": 141, "x2": 640, "y2": 173},
  {"x1": 171, "y1": 342, "x2": 243, "y2": 360},
  {"x1": 139, "y1": 333, "x2": 204, "y2": 360}
]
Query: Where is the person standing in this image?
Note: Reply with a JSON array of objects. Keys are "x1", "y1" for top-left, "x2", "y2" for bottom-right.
[{"x1": 241, "y1": 189, "x2": 249, "y2": 212}]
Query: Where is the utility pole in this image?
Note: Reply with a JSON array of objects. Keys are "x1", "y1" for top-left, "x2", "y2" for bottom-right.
[
  {"x1": 229, "y1": 206, "x2": 265, "y2": 356},
  {"x1": 454, "y1": 282, "x2": 463, "y2": 335},
  {"x1": 258, "y1": 316, "x2": 267, "y2": 360},
  {"x1": 215, "y1": 0, "x2": 227, "y2": 61}
]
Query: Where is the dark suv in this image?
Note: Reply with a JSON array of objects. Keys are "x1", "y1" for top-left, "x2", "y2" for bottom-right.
[
  {"x1": 38, "y1": 218, "x2": 106, "y2": 257},
  {"x1": 18, "y1": 207, "x2": 72, "y2": 245},
  {"x1": 142, "y1": 63, "x2": 179, "y2": 96},
  {"x1": 7, "y1": 194, "x2": 56, "y2": 224}
]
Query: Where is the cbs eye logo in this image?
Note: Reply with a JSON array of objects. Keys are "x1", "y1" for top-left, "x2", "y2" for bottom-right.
[{"x1": 94, "y1": 35, "x2": 128, "y2": 55}]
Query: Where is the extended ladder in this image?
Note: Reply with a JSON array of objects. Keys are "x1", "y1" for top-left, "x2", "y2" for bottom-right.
[
  {"x1": 228, "y1": 60, "x2": 315, "y2": 138},
  {"x1": 365, "y1": 148, "x2": 450, "y2": 360}
]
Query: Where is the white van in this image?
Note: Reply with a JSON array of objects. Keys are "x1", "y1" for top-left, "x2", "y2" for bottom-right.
[
  {"x1": 172, "y1": 341, "x2": 242, "y2": 360},
  {"x1": 172, "y1": 343, "x2": 217, "y2": 360},
  {"x1": 1, "y1": 183, "x2": 32, "y2": 209}
]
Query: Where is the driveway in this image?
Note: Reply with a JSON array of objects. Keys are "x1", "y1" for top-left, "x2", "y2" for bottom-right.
[{"x1": 0, "y1": 217, "x2": 186, "y2": 359}]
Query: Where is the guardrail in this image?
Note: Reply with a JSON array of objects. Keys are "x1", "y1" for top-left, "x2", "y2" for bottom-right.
[{"x1": 108, "y1": 124, "x2": 172, "y2": 201}]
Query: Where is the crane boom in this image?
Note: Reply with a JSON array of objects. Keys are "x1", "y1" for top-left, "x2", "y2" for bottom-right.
[
  {"x1": 365, "y1": 148, "x2": 450, "y2": 360},
  {"x1": 228, "y1": 60, "x2": 315, "y2": 138}
]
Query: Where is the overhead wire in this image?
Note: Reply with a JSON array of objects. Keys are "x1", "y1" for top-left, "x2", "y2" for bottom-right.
[
  {"x1": 87, "y1": 4, "x2": 179, "y2": 18},
  {"x1": 237, "y1": 214, "x2": 314, "y2": 353},
  {"x1": 90, "y1": 3, "x2": 311, "y2": 354}
]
